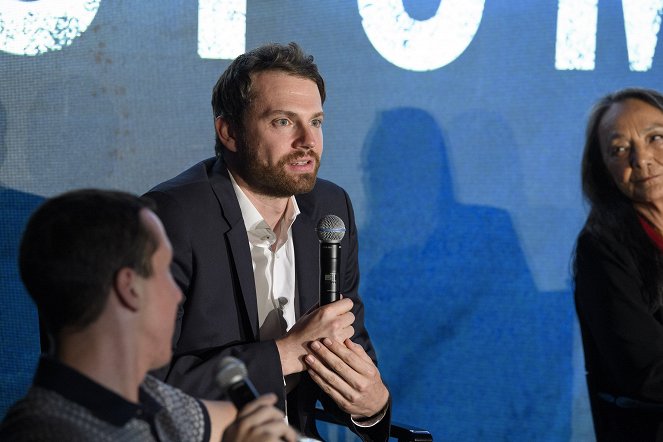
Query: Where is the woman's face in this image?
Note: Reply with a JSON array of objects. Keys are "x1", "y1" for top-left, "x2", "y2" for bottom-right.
[{"x1": 600, "y1": 98, "x2": 663, "y2": 207}]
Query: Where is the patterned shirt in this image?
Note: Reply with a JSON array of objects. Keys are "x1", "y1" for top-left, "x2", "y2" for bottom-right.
[{"x1": 0, "y1": 357, "x2": 210, "y2": 441}]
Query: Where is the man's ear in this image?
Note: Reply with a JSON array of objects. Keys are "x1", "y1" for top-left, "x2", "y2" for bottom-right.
[
  {"x1": 215, "y1": 116, "x2": 238, "y2": 153},
  {"x1": 113, "y1": 267, "x2": 141, "y2": 312}
]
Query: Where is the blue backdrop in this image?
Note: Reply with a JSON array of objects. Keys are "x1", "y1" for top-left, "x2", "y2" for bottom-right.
[{"x1": 2, "y1": 1, "x2": 663, "y2": 440}]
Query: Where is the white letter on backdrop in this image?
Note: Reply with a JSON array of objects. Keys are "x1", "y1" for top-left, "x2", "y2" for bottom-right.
[
  {"x1": 555, "y1": 0, "x2": 598, "y2": 70},
  {"x1": 357, "y1": 0, "x2": 485, "y2": 72},
  {"x1": 0, "y1": 0, "x2": 100, "y2": 56},
  {"x1": 198, "y1": 0, "x2": 246, "y2": 59},
  {"x1": 622, "y1": 0, "x2": 663, "y2": 71}
]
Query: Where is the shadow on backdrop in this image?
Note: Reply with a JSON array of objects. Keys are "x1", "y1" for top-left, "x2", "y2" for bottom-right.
[
  {"x1": 359, "y1": 108, "x2": 573, "y2": 441},
  {"x1": 0, "y1": 98, "x2": 43, "y2": 419}
]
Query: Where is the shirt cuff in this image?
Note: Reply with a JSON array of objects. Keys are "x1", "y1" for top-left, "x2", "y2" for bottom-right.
[{"x1": 350, "y1": 401, "x2": 389, "y2": 428}]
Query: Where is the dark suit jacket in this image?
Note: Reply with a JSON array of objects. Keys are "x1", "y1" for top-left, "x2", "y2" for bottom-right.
[
  {"x1": 144, "y1": 157, "x2": 390, "y2": 440},
  {"x1": 575, "y1": 228, "x2": 663, "y2": 441}
]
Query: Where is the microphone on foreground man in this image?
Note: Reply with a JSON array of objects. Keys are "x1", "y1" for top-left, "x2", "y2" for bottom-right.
[
  {"x1": 0, "y1": 189, "x2": 297, "y2": 442},
  {"x1": 217, "y1": 356, "x2": 322, "y2": 442}
]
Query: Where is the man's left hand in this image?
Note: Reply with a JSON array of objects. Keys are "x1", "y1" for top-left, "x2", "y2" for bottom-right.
[{"x1": 304, "y1": 337, "x2": 389, "y2": 419}]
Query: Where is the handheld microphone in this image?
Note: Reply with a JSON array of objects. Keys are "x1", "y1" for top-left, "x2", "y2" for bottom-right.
[
  {"x1": 216, "y1": 357, "x2": 322, "y2": 442},
  {"x1": 215, "y1": 356, "x2": 259, "y2": 410},
  {"x1": 316, "y1": 215, "x2": 346, "y2": 305}
]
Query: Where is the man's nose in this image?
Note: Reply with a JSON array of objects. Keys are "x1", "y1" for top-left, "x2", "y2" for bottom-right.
[{"x1": 296, "y1": 125, "x2": 317, "y2": 149}]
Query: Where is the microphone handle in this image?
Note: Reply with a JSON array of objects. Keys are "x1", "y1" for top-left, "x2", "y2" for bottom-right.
[
  {"x1": 220, "y1": 366, "x2": 324, "y2": 442},
  {"x1": 320, "y1": 242, "x2": 341, "y2": 305},
  {"x1": 227, "y1": 379, "x2": 260, "y2": 410}
]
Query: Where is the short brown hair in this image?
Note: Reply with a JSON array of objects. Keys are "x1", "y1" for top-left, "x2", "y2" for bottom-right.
[
  {"x1": 211, "y1": 42, "x2": 326, "y2": 156},
  {"x1": 19, "y1": 189, "x2": 158, "y2": 336}
]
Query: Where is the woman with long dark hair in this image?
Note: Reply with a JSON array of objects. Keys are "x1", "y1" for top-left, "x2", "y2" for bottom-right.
[{"x1": 575, "y1": 87, "x2": 663, "y2": 440}]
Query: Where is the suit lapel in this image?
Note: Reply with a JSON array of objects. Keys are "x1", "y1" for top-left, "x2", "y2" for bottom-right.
[
  {"x1": 209, "y1": 159, "x2": 259, "y2": 338},
  {"x1": 293, "y1": 205, "x2": 319, "y2": 316}
]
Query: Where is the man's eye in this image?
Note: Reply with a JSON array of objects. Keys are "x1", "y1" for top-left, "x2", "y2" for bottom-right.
[
  {"x1": 311, "y1": 119, "x2": 323, "y2": 128},
  {"x1": 274, "y1": 119, "x2": 290, "y2": 127}
]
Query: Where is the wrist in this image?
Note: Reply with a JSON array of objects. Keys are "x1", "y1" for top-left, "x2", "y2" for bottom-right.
[
  {"x1": 352, "y1": 389, "x2": 389, "y2": 420},
  {"x1": 351, "y1": 398, "x2": 389, "y2": 427},
  {"x1": 275, "y1": 336, "x2": 304, "y2": 376}
]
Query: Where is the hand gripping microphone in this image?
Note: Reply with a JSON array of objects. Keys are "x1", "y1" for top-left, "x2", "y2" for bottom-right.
[
  {"x1": 316, "y1": 215, "x2": 346, "y2": 306},
  {"x1": 215, "y1": 356, "x2": 259, "y2": 410}
]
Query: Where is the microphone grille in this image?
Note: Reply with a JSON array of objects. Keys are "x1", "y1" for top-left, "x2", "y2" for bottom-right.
[
  {"x1": 316, "y1": 214, "x2": 346, "y2": 243},
  {"x1": 216, "y1": 356, "x2": 248, "y2": 392}
]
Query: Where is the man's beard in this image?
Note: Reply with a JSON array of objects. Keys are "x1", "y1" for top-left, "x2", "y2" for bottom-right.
[{"x1": 235, "y1": 137, "x2": 320, "y2": 198}]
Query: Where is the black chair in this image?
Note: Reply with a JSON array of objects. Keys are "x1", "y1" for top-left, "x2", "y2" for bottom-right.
[
  {"x1": 588, "y1": 391, "x2": 663, "y2": 440},
  {"x1": 312, "y1": 407, "x2": 433, "y2": 441}
]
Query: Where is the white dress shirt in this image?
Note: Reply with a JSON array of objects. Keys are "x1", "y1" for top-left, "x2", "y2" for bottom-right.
[{"x1": 228, "y1": 171, "x2": 299, "y2": 341}]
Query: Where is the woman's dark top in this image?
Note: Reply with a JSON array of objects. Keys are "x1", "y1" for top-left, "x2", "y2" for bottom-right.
[{"x1": 575, "y1": 221, "x2": 663, "y2": 440}]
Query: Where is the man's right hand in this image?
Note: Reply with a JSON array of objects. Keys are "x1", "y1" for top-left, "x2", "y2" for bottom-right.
[
  {"x1": 222, "y1": 394, "x2": 298, "y2": 442},
  {"x1": 275, "y1": 298, "x2": 355, "y2": 376}
]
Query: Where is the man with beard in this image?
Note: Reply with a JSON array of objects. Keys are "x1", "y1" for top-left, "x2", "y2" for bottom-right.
[{"x1": 143, "y1": 42, "x2": 390, "y2": 441}]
